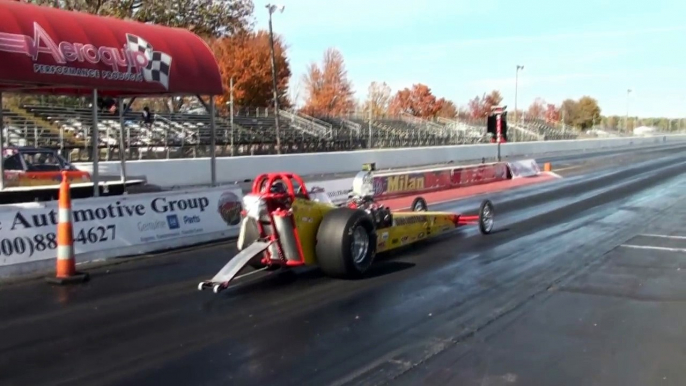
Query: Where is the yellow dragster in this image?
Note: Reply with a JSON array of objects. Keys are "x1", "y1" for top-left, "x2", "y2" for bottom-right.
[{"x1": 199, "y1": 172, "x2": 495, "y2": 294}]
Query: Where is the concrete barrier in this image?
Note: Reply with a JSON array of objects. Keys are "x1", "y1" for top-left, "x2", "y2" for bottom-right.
[{"x1": 75, "y1": 135, "x2": 686, "y2": 188}]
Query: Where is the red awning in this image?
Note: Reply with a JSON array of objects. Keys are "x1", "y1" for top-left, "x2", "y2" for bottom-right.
[{"x1": 0, "y1": 2, "x2": 223, "y2": 96}]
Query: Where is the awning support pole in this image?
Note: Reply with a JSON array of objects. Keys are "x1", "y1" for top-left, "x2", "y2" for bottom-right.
[
  {"x1": 118, "y1": 98, "x2": 127, "y2": 188},
  {"x1": 209, "y1": 95, "x2": 217, "y2": 187},
  {"x1": 0, "y1": 92, "x2": 5, "y2": 191},
  {"x1": 92, "y1": 89, "x2": 100, "y2": 197}
]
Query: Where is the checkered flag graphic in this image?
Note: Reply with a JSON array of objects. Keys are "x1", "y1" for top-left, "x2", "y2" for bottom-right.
[{"x1": 126, "y1": 34, "x2": 173, "y2": 90}]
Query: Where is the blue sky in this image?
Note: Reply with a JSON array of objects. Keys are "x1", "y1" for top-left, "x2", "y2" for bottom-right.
[{"x1": 254, "y1": 0, "x2": 686, "y2": 118}]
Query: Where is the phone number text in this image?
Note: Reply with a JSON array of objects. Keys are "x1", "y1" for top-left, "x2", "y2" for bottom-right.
[{"x1": 0, "y1": 225, "x2": 116, "y2": 258}]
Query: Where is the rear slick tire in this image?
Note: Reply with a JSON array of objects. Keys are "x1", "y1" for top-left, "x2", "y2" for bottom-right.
[{"x1": 316, "y1": 208, "x2": 377, "y2": 278}]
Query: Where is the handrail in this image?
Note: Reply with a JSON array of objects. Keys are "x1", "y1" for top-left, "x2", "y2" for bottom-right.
[
  {"x1": 153, "y1": 113, "x2": 176, "y2": 127},
  {"x1": 340, "y1": 117, "x2": 361, "y2": 135},
  {"x1": 436, "y1": 116, "x2": 457, "y2": 128},
  {"x1": 400, "y1": 112, "x2": 445, "y2": 132},
  {"x1": 278, "y1": 109, "x2": 329, "y2": 138},
  {"x1": 215, "y1": 115, "x2": 250, "y2": 137},
  {"x1": 296, "y1": 111, "x2": 334, "y2": 136},
  {"x1": 511, "y1": 124, "x2": 544, "y2": 141}
]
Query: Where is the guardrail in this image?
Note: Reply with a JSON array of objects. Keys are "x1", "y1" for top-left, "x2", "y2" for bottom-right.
[{"x1": 72, "y1": 134, "x2": 686, "y2": 188}]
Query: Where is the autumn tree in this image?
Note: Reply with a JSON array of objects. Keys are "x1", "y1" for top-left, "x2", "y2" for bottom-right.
[
  {"x1": 527, "y1": 98, "x2": 546, "y2": 119},
  {"x1": 211, "y1": 31, "x2": 291, "y2": 109},
  {"x1": 436, "y1": 100, "x2": 458, "y2": 118},
  {"x1": 545, "y1": 104, "x2": 560, "y2": 123},
  {"x1": 558, "y1": 96, "x2": 601, "y2": 129},
  {"x1": 388, "y1": 84, "x2": 444, "y2": 118},
  {"x1": 25, "y1": 0, "x2": 255, "y2": 38},
  {"x1": 301, "y1": 48, "x2": 355, "y2": 116},
  {"x1": 603, "y1": 116, "x2": 620, "y2": 130},
  {"x1": 559, "y1": 99, "x2": 578, "y2": 127},
  {"x1": 456, "y1": 105, "x2": 471, "y2": 119},
  {"x1": 576, "y1": 96, "x2": 601, "y2": 129},
  {"x1": 467, "y1": 90, "x2": 503, "y2": 118},
  {"x1": 362, "y1": 81, "x2": 392, "y2": 117}
]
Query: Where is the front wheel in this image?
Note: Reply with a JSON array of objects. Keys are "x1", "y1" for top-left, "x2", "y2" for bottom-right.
[
  {"x1": 411, "y1": 196, "x2": 428, "y2": 212},
  {"x1": 478, "y1": 199, "x2": 494, "y2": 234},
  {"x1": 316, "y1": 208, "x2": 377, "y2": 278}
]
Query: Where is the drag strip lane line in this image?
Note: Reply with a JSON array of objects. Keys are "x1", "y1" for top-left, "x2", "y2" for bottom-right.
[
  {"x1": 619, "y1": 244, "x2": 686, "y2": 253},
  {"x1": 552, "y1": 165, "x2": 583, "y2": 172},
  {"x1": 640, "y1": 234, "x2": 686, "y2": 240}
]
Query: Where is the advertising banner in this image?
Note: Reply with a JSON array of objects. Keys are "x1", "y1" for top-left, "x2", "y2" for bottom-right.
[
  {"x1": 370, "y1": 162, "x2": 509, "y2": 199},
  {"x1": 507, "y1": 159, "x2": 540, "y2": 178},
  {"x1": 451, "y1": 162, "x2": 509, "y2": 187},
  {"x1": 372, "y1": 170, "x2": 452, "y2": 199},
  {"x1": 0, "y1": 187, "x2": 243, "y2": 267}
]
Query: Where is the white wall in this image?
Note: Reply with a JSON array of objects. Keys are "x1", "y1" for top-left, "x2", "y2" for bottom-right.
[{"x1": 75, "y1": 135, "x2": 686, "y2": 188}]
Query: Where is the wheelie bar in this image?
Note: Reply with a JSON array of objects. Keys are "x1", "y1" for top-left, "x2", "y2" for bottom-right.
[{"x1": 198, "y1": 240, "x2": 273, "y2": 294}]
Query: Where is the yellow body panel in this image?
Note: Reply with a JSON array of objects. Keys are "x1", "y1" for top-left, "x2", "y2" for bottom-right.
[
  {"x1": 375, "y1": 212, "x2": 459, "y2": 252},
  {"x1": 290, "y1": 198, "x2": 335, "y2": 265},
  {"x1": 290, "y1": 198, "x2": 460, "y2": 265}
]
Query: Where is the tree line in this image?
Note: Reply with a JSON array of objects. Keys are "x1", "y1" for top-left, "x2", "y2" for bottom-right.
[{"x1": 10, "y1": 1, "x2": 682, "y2": 132}]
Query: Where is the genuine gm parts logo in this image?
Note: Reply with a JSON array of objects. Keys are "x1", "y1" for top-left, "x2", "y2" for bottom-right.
[{"x1": 217, "y1": 191, "x2": 242, "y2": 226}]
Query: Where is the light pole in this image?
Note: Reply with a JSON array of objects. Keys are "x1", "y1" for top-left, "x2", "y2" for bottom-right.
[
  {"x1": 514, "y1": 65, "x2": 524, "y2": 124},
  {"x1": 625, "y1": 88, "x2": 632, "y2": 133},
  {"x1": 266, "y1": 3, "x2": 284, "y2": 154},
  {"x1": 230, "y1": 76, "x2": 235, "y2": 156}
]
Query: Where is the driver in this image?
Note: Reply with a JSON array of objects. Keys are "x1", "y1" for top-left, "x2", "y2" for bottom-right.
[
  {"x1": 261, "y1": 179, "x2": 288, "y2": 195},
  {"x1": 271, "y1": 180, "x2": 287, "y2": 194}
]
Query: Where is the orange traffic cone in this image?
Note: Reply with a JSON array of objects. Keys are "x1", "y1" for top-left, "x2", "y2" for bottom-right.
[{"x1": 46, "y1": 171, "x2": 89, "y2": 285}]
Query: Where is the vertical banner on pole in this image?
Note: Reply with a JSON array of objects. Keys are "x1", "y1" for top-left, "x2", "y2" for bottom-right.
[
  {"x1": 92, "y1": 89, "x2": 100, "y2": 197},
  {"x1": 118, "y1": 98, "x2": 127, "y2": 186},
  {"x1": 489, "y1": 105, "x2": 506, "y2": 162},
  {"x1": 0, "y1": 91, "x2": 5, "y2": 191},
  {"x1": 209, "y1": 95, "x2": 217, "y2": 187}
]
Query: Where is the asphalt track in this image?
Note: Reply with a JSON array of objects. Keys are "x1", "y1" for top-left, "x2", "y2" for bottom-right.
[{"x1": 1, "y1": 143, "x2": 686, "y2": 386}]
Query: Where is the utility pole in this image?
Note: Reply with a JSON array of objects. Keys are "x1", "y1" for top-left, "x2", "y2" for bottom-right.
[
  {"x1": 368, "y1": 107, "x2": 372, "y2": 148},
  {"x1": 230, "y1": 76, "x2": 235, "y2": 156},
  {"x1": 625, "y1": 88, "x2": 632, "y2": 133},
  {"x1": 514, "y1": 65, "x2": 524, "y2": 124},
  {"x1": 266, "y1": 4, "x2": 285, "y2": 154}
]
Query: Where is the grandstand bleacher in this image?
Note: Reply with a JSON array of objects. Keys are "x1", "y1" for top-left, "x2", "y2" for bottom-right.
[{"x1": 0, "y1": 102, "x2": 584, "y2": 161}]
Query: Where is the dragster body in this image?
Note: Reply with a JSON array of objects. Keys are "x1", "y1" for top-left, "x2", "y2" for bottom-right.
[{"x1": 199, "y1": 172, "x2": 495, "y2": 294}]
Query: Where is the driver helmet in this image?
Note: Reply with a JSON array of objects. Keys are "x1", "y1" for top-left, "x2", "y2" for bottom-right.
[{"x1": 268, "y1": 180, "x2": 288, "y2": 194}]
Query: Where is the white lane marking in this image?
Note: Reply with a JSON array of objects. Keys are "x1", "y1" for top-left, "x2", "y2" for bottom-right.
[
  {"x1": 619, "y1": 244, "x2": 686, "y2": 253},
  {"x1": 639, "y1": 234, "x2": 686, "y2": 240},
  {"x1": 551, "y1": 165, "x2": 582, "y2": 172}
]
